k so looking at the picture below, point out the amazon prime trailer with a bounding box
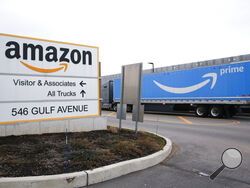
[101,54,250,118]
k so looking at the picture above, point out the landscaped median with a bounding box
[0,127,172,188]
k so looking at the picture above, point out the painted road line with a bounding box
[231,120,241,125]
[106,112,116,117]
[178,116,193,124]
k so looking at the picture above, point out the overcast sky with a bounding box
[1,0,250,76]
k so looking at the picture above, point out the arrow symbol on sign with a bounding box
[80,90,86,98]
[80,81,86,87]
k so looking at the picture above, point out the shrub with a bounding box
[71,138,91,149]
[113,141,143,158]
[136,137,161,153]
[108,126,119,134]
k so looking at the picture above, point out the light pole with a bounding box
[148,62,154,73]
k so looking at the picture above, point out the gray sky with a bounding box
[1,0,250,76]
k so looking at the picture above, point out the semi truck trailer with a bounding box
[101,54,250,118]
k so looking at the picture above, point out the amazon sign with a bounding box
[0,33,99,124]
[0,33,98,77]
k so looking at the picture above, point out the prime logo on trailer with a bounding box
[0,33,99,124]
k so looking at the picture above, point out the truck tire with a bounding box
[229,106,237,117]
[113,104,117,112]
[210,105,223,118]
[195,105,208,117]
[224,105,237,118]
[127,105,133,112]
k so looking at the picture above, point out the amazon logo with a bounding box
[5,41,92,73]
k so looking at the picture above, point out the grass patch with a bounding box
[71,138,91,149]
[113,141,143,158]
[141,131,166,148]
[0,126,166,177]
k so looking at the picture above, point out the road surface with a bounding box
[87,111,250,188]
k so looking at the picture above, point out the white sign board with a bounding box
[123,63,142,105]
[0,33,100,124]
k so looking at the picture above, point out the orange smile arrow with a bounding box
[20,61,68,73]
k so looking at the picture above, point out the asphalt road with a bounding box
[87,111,250,188]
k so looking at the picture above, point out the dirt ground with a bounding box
[0,126,165,177]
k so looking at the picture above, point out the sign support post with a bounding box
[99,62,102,116]
[117,63,143,134]
[135,63,143,134]
[119,66,125,131]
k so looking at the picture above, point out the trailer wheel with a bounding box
[229,106,237,117]
[113,104,117,112]
[195,106,208,117]
[127,105,133,112]
[210,105,223,118]
[224,105,237,118]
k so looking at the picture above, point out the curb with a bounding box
[0,135,172,188]
[0,171,88,188]
[86,136,172,185]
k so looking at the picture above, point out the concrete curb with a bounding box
[86,136,172,185]
[0,171,88,188]
[0,134,172,188]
